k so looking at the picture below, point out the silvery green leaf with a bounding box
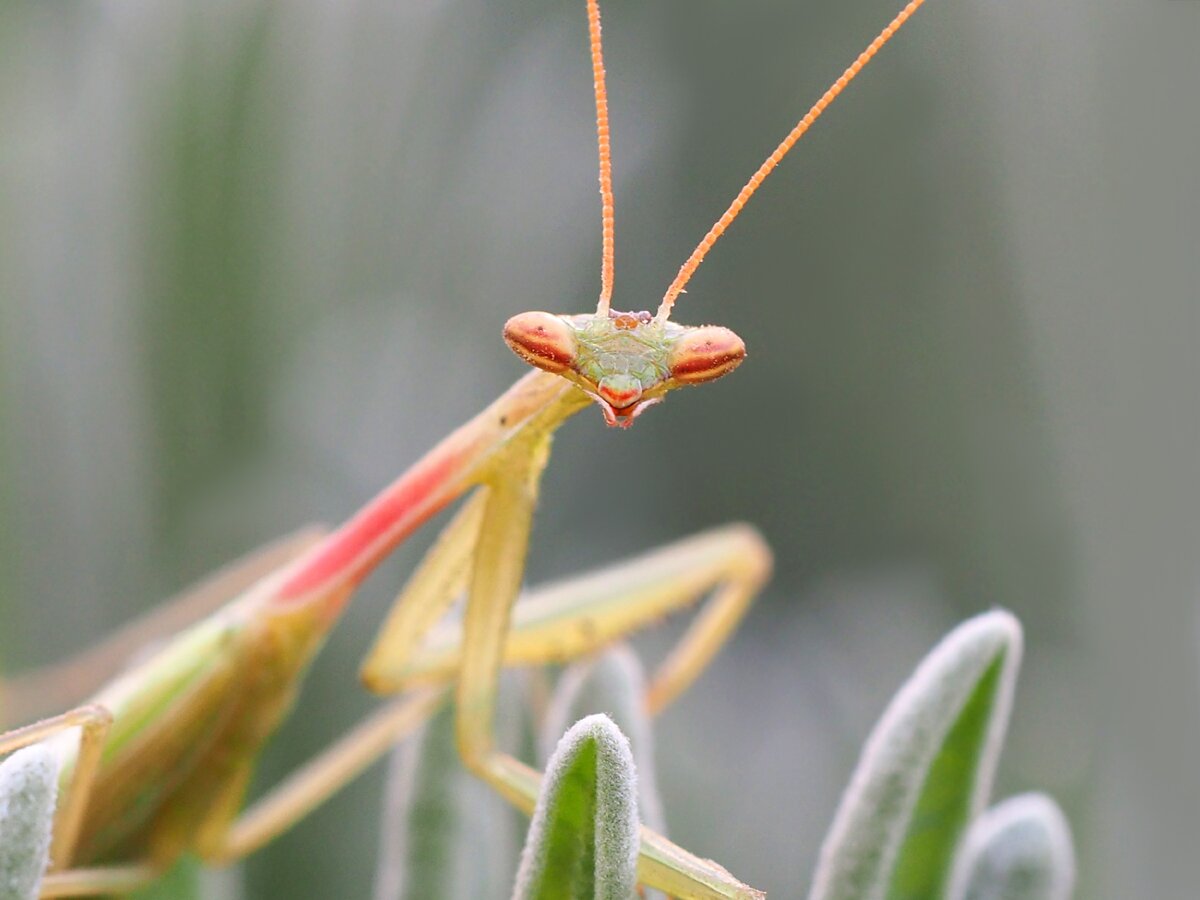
[0,744,60,900]
[513,714,639,900]
[808,610,1022,900]
[539,646,665,834]
[949,793,1075,900]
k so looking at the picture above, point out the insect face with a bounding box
[504,0,927,428]
[504,310,745,427]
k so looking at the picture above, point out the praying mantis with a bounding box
[0,0,931,896]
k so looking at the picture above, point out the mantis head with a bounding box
[503,0,924,427]
[504,309,745,427]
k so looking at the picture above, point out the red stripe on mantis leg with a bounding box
[270,372,579,615]
[273,446,471,607]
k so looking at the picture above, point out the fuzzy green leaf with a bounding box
[513,714,639,900]
[808,610,1022,900]
[949,794,1075,900]
[540,646,665,834]
[0,744,60,900]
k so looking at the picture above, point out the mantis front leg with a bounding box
[361,431,769,899]
[457,476,767,900]
[455,429,550,811]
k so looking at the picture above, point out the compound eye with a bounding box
[668,326,746,385]
[503,312,577,375]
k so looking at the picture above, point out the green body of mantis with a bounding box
[0,0,931,896]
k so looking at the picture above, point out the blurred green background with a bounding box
[1,0,1196,897]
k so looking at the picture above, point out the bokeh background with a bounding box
[1,0,1197,897]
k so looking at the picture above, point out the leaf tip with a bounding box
[513,714,639,900]
[0,743,62,900]
[951,792,1076,900]
[808,610,1027,900]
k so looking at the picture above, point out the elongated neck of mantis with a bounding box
[269,371,588,618]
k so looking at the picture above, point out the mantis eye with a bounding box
[504,312,578,375]
[668,326,746,385]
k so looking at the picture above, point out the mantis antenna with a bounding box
[510,0,929,424]
[655,0,929,320]
[587,0,616,314]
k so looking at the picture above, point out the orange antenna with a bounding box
[587,0,617,314]
[657,0,927,320]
